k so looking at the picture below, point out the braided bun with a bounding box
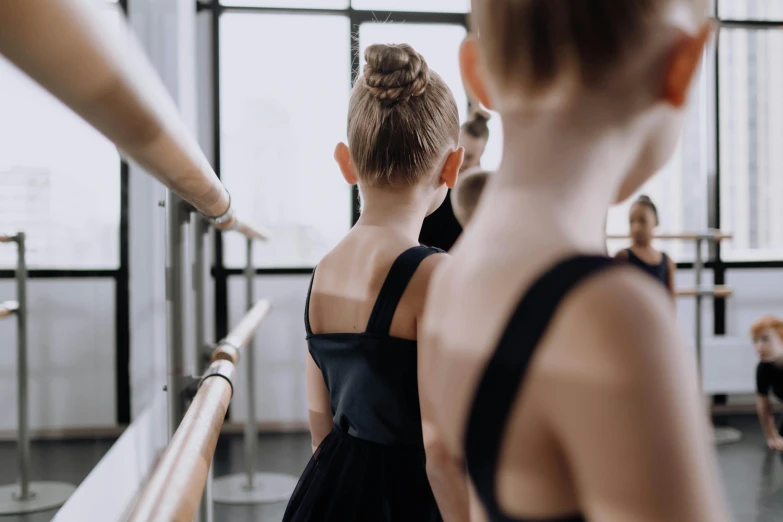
[363,44,430,104]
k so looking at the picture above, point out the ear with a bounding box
[661,20,715,108]
[334,142,358,185]
[460,36,493,111]
[440,147,464,189]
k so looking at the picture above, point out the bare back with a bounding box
[421,199,729,522]
[309,229,443,340]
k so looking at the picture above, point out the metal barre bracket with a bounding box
[199,360,235,398]
[207,192,235,227]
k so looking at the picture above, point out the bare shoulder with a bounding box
[540,266,687,387]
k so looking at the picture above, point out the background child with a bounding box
[615,195,676,295]
[751,315,783,451]
[450,167,490,227]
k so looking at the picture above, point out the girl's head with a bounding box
[460,111,490,172]
[462,0,712,203]
[335,43,463,216]
[629,195,658,246]
[750,316,783,362]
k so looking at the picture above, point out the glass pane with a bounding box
[352,0,469,13]
[719,29,783,261]
[719,0,783,21]
[220,13,351,268]
[606,55,711,262]
[359,23,468,126]
[221,0,348,8]
[0,4,122,269]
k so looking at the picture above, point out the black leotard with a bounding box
[465,256,617,522]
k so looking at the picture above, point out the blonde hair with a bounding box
[452,168,491,227]
[348,44,460,187]
[470,0,706,98]
[750,315,783,342]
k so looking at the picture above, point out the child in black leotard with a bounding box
[282,43,463,522]
[615,195,676,295]
[751,315,783,451]
[421,1,729,521]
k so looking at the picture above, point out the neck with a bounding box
[483,109,642,252]
[354,184,430,242]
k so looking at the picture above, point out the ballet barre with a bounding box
[606,230,733,241]
[127,299,272,522]
[0,301,19,319]
[0,0,231,221]
[676,286,733,298]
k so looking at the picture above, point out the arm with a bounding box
[755,395,783,450]
[543,271,730,522]
[306,351,332,453]
[417,257,470,522]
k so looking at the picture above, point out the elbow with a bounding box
[424,438,457,477]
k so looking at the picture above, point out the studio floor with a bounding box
[0,415,782,521]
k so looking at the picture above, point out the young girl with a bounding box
[615,195,676,294]
[420,1,730,521]
[419,109,491,251]
[451,167,490,227]
[282,43,463,522]
[751,315,783,451]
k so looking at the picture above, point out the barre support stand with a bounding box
[0,233,76,515]
[213,238,298,505]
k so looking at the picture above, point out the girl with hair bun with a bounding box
[614,194,676,295]
[282,43,463,522]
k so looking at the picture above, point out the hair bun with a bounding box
[363,43,430,104]
[636,194,652,203]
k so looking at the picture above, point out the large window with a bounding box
[0,3,122,270]
[719,0,783,20]
[719,28,783,261]
[219,12,352,269]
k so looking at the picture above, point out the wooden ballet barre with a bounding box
[607,230,733,241]
[0,301,19,318]
[126,299,271,522]
[211,300,272,365]
[676,286,733,298]
[0,0,231,222]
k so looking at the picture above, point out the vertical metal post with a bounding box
[165,192,191,438]
[0,233,76,514]
[193,216,213,522]
[15,233,30,501]
[694,237,703,376]
[244,238,258,488]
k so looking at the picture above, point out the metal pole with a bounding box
[694,237,703,376]
[165,192,191,438]
[15,233,30,501]
[244,238,258,488]
[212,237,297,505]
[0,233,76,515]
[193,216,213,522]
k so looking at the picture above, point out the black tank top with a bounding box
[305,245,443,445]
[465,256,617,522]
[625,248,669,288]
